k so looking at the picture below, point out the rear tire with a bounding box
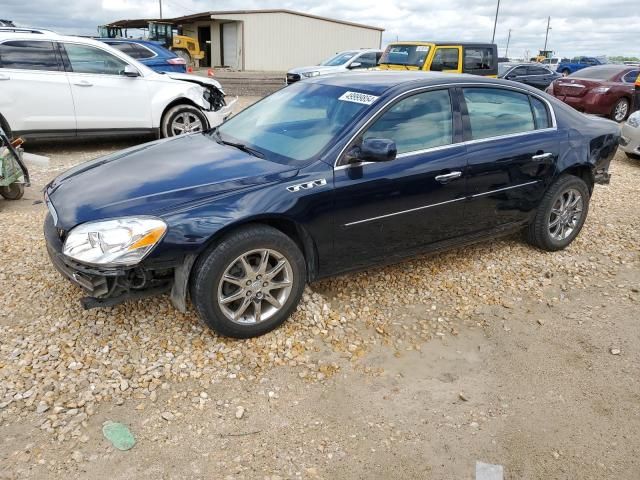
[611,98,630,122]
[190,225,307,338]
[160,104,208,138]
[525,175,590,251]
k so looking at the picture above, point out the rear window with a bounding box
[0,40,61,71]
[464,47,495,72]
[128,44,156,59]
[570,66,622,80]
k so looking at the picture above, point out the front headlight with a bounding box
[592,86,610,94]
[627,111,640,128]
[302,71,320,78]
[63,217,167,266]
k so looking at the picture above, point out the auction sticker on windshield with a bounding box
[339,91,379,105]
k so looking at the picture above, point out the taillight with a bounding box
[167,58,187,65]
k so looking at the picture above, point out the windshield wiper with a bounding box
[212,130,265,159]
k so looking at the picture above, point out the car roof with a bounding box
[98,38,163,47]
[388,41,494,47]
[0,30,118,48]
[305,71,534,95]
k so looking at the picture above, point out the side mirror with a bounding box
[348,61,362,69]
[123,65,140,77]
[349,138,397,163]
[506,74,516,80]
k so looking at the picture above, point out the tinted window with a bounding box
[364,89,453,154]
[129,44,155,59]
[531,97,550,129]
[0,41,61,71]
[355,52,377,68]
[463,88,534,140]
[569,66,623,80]
[623,70,640,83]
[431,47,459,71]
[527,66,550,75]
[64,43,129,75]
[106,42,136,57]
[321,51,357,67]
[464,47,494,71]
[511,66,528,76]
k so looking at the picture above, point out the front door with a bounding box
[331,88,468,272]
[460,86,559,231]
[60,42,151,131]
[0,40,76,134]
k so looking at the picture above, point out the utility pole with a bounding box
[543,16,551,52]
[159,0,163,19]
[505,29,512,57]
[491,0,501,43]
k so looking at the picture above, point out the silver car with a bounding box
[620,110,640,158]
[285,49,382,85]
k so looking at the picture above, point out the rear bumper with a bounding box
[557,93,615,116]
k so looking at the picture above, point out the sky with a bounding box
[4,0,639,59]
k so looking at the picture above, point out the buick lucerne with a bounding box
[44,72,620,338]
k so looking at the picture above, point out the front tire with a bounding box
[160,104,208,138]
[611,98,630,122]
[190,225,307,338]
[525,175,590,251]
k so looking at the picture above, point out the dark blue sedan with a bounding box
[44,72,619,338]
[98,38,187,73]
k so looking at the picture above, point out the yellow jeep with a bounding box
[378,42,498,77]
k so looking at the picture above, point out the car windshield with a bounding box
[379,44,430,67]
[216,83,375,163]
[570,66,623,80]
[498,63,515,76]
[320,51,357,66]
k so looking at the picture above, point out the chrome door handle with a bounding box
[73,81,93,87]
[532,152,553,161]
[435,171,462,183]
[0,74,9,81]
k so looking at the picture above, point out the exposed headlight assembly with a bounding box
[627,111,640,128]
[63,217,167,266]
[302,71,320,78]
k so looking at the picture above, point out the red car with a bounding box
[546,65,640,122]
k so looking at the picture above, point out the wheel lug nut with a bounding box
[263,282,268,287]
[246,291,251,296]
[246,280,252,286]
[257,275,262,280]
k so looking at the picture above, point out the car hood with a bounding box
[46,134,298,229]
[163,72,225,93]
[288,65,344,75]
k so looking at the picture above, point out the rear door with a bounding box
[525,65,555,90]
[60,42,151,131]
[0,40,75,134]
[331,88,468,270]
[460,86,559,231]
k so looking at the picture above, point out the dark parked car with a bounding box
[499,62,561,90]
[44,72,619,338]
[98,38,187,73]
[546,65,640,122]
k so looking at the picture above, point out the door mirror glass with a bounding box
[353,138,397,162]
[348,61,362,69]
[123,65,140,77]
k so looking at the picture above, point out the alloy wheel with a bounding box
[613,100,629,122]
[171,112,204,135]
[548,188,584,241]
[217,249,294,325]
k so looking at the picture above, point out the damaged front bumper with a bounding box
[44,214,185,310]
[203,97,237,128]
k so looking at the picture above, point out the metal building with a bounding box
[110,9,384,71]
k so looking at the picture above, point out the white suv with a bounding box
[0,28,234,139]
[285,49,383,85]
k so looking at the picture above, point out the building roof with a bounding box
[108,9,384,32]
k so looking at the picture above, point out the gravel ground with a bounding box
[0,115,639,478]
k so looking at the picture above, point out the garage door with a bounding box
[222,22,237,69]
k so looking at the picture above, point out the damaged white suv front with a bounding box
[0,29,235,139]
